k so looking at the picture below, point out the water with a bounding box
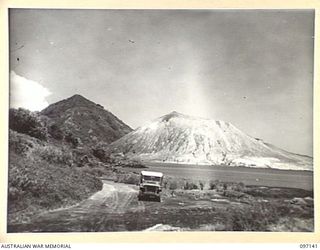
[142,162,313,190]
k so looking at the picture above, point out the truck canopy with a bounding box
[141,171,163,178]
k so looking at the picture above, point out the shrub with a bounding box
[9,130,37,155]
[229,202,278,231]
[48,124,64,140]
[234,182,246,192]
[64,131,80,147]
[7,152,103,225]
[209,180,218,190]
[163,179,168,189]
[168,180,178,190]
[209,180,246,191]
[92,148,107,161]
[9,108,48,141]
[83,167,105,177]
[122,160,147,168]
[199,181,204,190]
[37,145,73,166]
[92,143,110,162]
[115,173,139,185]
[184,181,198,190]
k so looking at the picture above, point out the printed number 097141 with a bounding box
[300,244,318,248]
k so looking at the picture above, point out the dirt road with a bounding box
[8,180,228,232]
[8,180,314,232]
[83,181,144,213]
[8,181,146,232]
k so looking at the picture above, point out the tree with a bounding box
[9,108,48,141]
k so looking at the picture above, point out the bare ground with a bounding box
[7,180,314,232]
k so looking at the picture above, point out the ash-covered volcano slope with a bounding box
[107,111,312,170]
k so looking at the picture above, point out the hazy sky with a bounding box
[9,9,314,156]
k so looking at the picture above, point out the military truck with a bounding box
[138,171,163,202]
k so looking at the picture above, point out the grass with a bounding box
[243,186,313,199]
[8,130,103,225]
[160,176,314,231]
[114,172,140,185]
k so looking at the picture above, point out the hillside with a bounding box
[7,94,134,225]
[8,129,103,225]
[41,94,132,146]
[8,95,137,225]
[108,111,312,171]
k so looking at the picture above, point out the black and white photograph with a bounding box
[7,9,314,233]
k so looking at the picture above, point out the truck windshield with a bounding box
[143,176,161,182]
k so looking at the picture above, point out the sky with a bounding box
[9,9,314,156]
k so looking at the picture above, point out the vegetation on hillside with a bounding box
[9,108,48,141]
[8,130,103,224]
[7,104,139,225]
[40,94,132,145]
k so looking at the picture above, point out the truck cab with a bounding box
[138,171,163,202]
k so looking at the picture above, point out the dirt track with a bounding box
[8,181,149,232]
[7,180,314,232]
[8,180,223,232]
[85,182,144,213]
